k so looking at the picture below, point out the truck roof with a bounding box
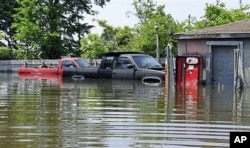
[60,57,82,60]
[103,51,144,57]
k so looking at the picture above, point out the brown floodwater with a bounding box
[0,73,250,147]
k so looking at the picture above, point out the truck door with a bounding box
[97,56,113,79]
[112,57,135,79]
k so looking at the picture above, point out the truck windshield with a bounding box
[132,55,162,68]
[75,59,90,67]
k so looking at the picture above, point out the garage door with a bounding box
[212,46,236,86]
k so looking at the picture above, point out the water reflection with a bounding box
[0,73,250,147]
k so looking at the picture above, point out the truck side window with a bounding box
[103,56,114,69]
[62,60,75,67]
[115,57,131,69]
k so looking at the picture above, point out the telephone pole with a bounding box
[155,22,160,63]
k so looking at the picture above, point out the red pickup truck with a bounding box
[18,57,90,77]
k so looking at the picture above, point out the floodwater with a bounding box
[0,73,250,148]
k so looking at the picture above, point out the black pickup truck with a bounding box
[62,51,165,85]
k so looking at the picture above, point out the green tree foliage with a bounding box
[0,0,17,48]
[98,20,118,52]
[97,20,135,52]
[206,3,249,27]
[80,20,135,59]
[2,0,250,60]
[12,0,110,59]
[0,33,13,59]
[86,0,177,58]
[80,34,108,59]
[0,47,13,60]
[0,33,12,59]
[12,0,41,59]
[193,2,250,29]
[131,0,177,57]
[115,26,135,50]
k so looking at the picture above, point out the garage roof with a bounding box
[174,19,250,39]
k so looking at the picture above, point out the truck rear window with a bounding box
[75,59,90,67]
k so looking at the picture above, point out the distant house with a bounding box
[173,19,250,87]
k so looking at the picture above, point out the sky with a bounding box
[87,0,247,34]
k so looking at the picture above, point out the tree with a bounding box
[98,20,118,52]
[0,47,13,60]
[195,2,250,29]
[80,20,135,59]
[115,26,135,50]
[0,0,18,49]
[174,2,250,41]
[131,0,177,57]
[12,0,110,59]
[80,34,108,59]
[0,33,13,59]
[97,20,136,52]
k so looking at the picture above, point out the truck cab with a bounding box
[58,58,90,77]
[97,51,165,84]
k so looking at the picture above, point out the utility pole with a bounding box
[155,22,160,63]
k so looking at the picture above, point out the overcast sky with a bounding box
[87,0,247,34]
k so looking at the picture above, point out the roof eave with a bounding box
[173,33,250,40]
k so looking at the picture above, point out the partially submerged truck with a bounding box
[18,51,165,85]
